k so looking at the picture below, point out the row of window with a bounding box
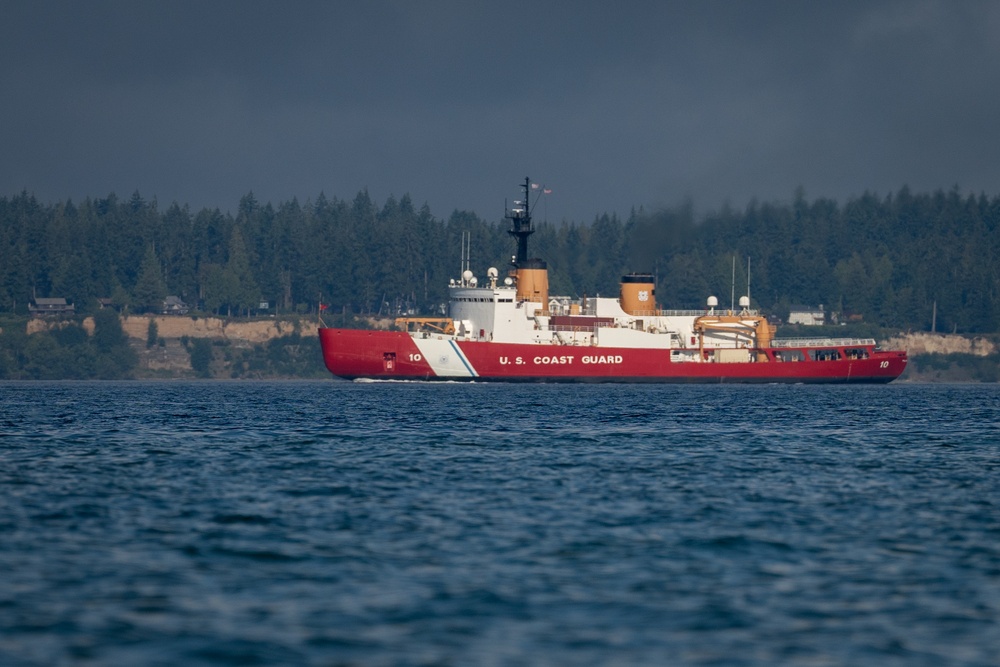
[453,297,514,303]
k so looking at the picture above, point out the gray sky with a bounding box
[3,1,1000,222]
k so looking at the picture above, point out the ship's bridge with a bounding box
[448,284,528,340]
[447,266,528,340]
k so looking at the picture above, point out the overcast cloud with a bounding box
[3,0,1000,222]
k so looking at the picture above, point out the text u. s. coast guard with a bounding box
[498,355,624,365]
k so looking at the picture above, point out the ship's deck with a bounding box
[771,337,877,348]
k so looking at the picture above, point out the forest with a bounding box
[1,184,999,334]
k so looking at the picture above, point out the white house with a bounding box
[788,304,825,326]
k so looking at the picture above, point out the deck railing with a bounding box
[771,337,876,348]
[622,309,717,317]
[549,325,599,333]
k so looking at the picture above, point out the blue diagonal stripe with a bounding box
[448,340,478,377]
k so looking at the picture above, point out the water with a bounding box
[1,381,998,666]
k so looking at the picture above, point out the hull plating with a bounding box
[319,329,907,384]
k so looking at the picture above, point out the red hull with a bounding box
[319,328,907,383]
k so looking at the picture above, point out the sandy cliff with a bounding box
[119,315,319,342]
[25,315,319,342]
[882,332,995,356]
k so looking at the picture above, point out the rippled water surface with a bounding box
[1,381,999,666]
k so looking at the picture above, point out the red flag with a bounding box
[319,303,328,311]
[543,188,552,195]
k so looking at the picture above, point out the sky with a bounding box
[3,0,1000,223]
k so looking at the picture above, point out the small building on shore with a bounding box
[29,297,75,317]
[788,304,825,326]
[162,296,189,315]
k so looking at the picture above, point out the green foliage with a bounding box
[146,319,158,348]
[224,334,326,379]
[93,308,128,352]
[0,314,136,379]
[910,353,1000,382]
[91,310,137,377]
[186,338,214,377]
[223,226,258,316]
[2,185,1000,332]
[52,322,89,347]
[133,245,167,313]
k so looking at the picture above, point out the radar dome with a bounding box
[462,270,473,282]
[739,296,750,308]
[707,296,718,307]
[487,267,499,278]
[504,277,513,286]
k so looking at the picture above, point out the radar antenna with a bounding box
[506,177,533,266]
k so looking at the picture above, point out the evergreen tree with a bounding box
[3,184,1000,334]
[133,245,166,313]
[188,338,214,377]
[92,307,129,352]
[224,226,258,316]
[90,308,137,378]
[146,319,158,348]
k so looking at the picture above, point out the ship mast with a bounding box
[507,177,533,266]
[505,176,549,312]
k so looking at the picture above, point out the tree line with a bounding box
[1,184,999,332]
[0,309,136,379]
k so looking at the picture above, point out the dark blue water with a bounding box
[1,381,998,666]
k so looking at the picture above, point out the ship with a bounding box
[319,178,907,383]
